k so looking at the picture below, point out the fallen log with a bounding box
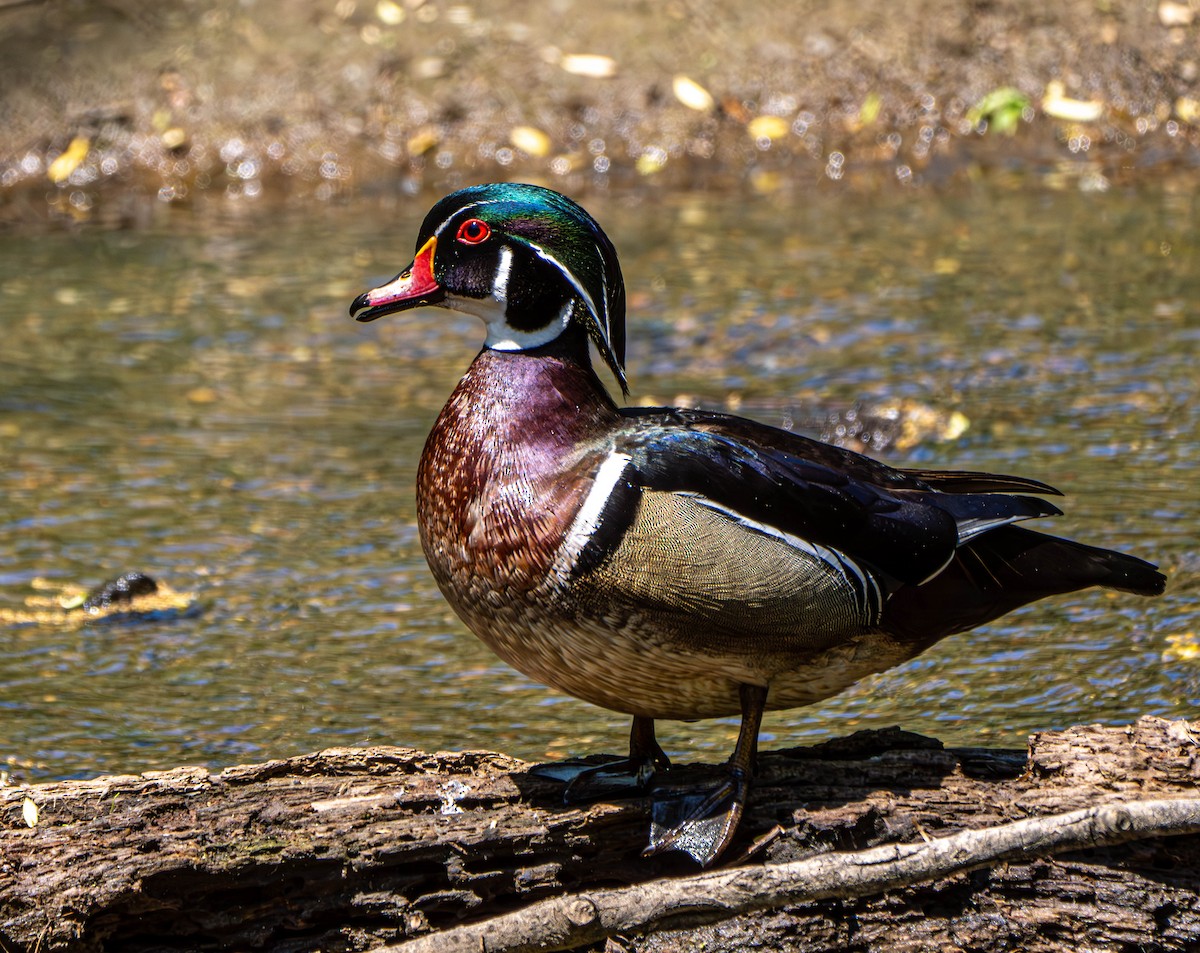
[3,716,1199,952]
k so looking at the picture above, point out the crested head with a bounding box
[350,183,628,394]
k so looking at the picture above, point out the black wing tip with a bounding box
[1061,538,1167,597]
[1116,560,1168,597]
[904,467,1066,497]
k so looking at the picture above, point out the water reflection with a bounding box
[1,179,1197,781]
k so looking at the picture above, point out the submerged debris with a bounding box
[0,573,198,627]
[81,571,160,612]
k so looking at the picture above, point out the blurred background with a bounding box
[2,0,1199,211]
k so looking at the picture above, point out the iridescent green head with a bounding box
[350,183,628,394]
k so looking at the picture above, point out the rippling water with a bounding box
[2,176,1197,782]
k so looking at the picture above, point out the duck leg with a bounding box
[529,715,671,800]
[644,682,767,866]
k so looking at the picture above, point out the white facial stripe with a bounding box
[527,242,605,334]
[595,239,611,340]
[432,197,509,240]
[556,451,632,568]
[685,494,884,622]
[492,244,514,300]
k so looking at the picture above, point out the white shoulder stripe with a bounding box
[555,451,631,569]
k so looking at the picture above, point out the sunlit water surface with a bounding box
[2,178,1197,782]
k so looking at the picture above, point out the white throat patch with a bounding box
[447,243,573,352]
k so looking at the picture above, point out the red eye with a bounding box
[456,218,491,244]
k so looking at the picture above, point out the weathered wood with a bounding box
[2,716,1199,952]
[392,800,1200,953]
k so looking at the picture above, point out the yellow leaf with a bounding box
[375,0,405,25]
[510,125,551,157]
[747,115,790,141]
[47,136,90,184]
[860,92,882,126]
[1176,97,1200,124]
[750,170,782,193]
[559,53,617,78]
[1042,81,1103,123]
[186,386,218,405]
[406,127,439,156]
[673,75,714,112]
[944,411,970,441]
[22,797,38,828]
[636,147,668,175]
[1164,633,1200,662]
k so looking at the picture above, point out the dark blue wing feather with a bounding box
[616,407,1062,586]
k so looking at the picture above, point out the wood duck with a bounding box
[350,183,1166,866]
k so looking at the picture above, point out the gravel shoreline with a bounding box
[2,0,1198,222]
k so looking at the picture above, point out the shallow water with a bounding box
[1,177,1197,782]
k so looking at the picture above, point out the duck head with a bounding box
[350,183,628,394]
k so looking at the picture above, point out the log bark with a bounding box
[3,716,1200,953]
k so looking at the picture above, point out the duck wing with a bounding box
[611,407,1062,587]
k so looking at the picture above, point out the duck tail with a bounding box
[883,525,1165,645]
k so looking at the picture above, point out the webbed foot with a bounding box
[641,682,768,867]
[644,765,750,865]
[529,715,670,802]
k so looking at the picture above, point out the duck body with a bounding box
[418,341,911,720]
[352,182,1166,863]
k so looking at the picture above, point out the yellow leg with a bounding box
[530,715,671,800]
[644,683,768,866]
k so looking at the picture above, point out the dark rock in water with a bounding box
[82,572,159,611]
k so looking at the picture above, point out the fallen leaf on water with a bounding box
[636,147,668,175]
[406,127,439,156]
[1163,633,1200,662]
[673,75,714,112]
[750,170,782,193]
[859,91,882,126]
[747,115,790,141]
[510,125,551,157]
[823,400,969,452]
[1042,81,1104,123]
[1176,97,1199,124]
[186,387,218,404]
[559,53,617,78]
[967,87,1029,135]
[1158,0,1194,26]
[375,0,405,24]
[48,136,90,183]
